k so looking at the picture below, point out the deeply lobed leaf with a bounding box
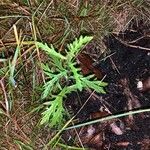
[67,35,93,61]
[36,42,66,60]
[39,35,107,128]
[40,96,65,127]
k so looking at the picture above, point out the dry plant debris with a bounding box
[0,0,150,149]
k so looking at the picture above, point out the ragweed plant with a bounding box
[36,36,107,127]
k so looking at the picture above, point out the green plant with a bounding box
[36,36,107,128]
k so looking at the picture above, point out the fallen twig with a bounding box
[114,35,150,51]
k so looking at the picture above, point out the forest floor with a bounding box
[0,1,150,150]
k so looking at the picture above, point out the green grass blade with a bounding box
[65,108,150,130]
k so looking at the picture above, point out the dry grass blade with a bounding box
[0,0,150,149]
[0,79,10,116]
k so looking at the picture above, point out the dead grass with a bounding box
[0,0,150,149]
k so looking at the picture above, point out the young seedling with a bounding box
[36,36,107,128]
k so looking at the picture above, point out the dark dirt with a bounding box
[63,22,150,150]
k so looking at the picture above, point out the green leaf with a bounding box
[41,63,51,73]
[69,63,83,91]
[40,88,67,127]
[81,77,107,94]
[51,56,64,71]
[67,35,93,61]
[36,42,66,60]
[42,71,67,99]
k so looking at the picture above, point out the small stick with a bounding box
[114,35,150,51]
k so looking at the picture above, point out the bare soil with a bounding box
[63,21,150,150]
